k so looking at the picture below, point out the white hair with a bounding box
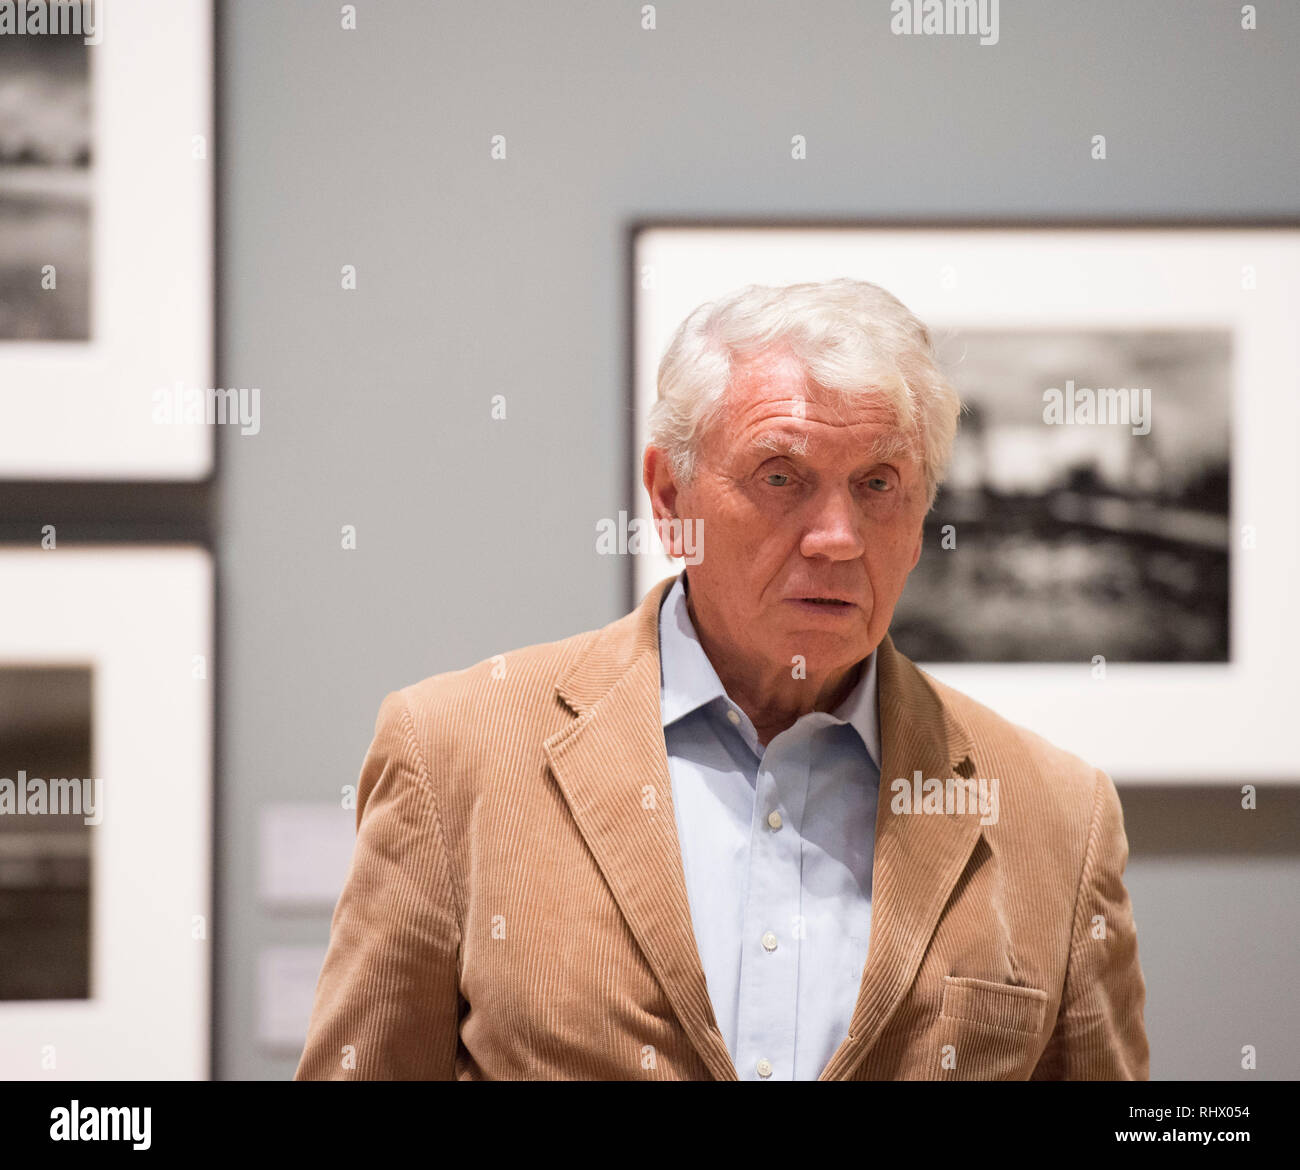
[647,278,962,508]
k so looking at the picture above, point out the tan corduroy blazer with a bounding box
[295,574,1148,1081]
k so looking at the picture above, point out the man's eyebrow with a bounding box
[747,428,913,464]
[749,430,811,457]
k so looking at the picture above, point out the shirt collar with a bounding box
[657,572,881,768]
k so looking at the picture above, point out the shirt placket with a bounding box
[733,725,813,1081]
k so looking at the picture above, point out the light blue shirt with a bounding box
[657,572,881,1081]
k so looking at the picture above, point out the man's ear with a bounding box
[643,445,679,523]
[910,525,923,571]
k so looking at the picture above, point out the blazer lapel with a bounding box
[819,633,983,1081]
[542,575,738,1081]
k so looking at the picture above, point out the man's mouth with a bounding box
[791,596,856,607]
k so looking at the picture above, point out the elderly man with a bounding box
[296,278,1148,1081]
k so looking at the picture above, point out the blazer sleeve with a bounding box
[1031,768,1149,1080]
[294,689,463,1080]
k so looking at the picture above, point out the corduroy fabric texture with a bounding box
[295,574,1148,1081]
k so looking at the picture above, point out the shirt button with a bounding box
[726,709,740,725]
[756,1058,773,1078]
[761,931,778,951]
[767,810,783,830]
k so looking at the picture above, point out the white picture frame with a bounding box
[0,0,213,479]
[632,223,1300,782]
[0,546,212,1078]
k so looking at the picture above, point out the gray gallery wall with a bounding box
[215,0,1300,1080]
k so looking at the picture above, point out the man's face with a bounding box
[653,350,929,680]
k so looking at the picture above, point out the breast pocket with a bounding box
[940,975,1048,1035]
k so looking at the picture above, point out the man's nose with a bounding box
[799,488,865,560]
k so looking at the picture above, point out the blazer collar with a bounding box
[657,571,882,769]
[544,573,982,1081]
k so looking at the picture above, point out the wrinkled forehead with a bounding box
[713,357,915,465]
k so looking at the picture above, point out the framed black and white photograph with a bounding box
[0,0,212,479]
[631,223,1300,781]
[0,665,93,1003]
[897,325,1230,665]
[0,14,91,341]
[0,547,212,1079]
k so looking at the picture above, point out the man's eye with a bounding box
[866,476,892,492]
[765,472,791,487]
